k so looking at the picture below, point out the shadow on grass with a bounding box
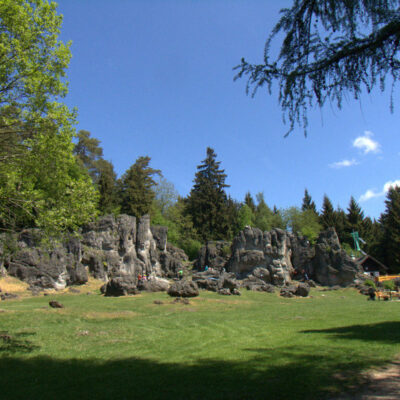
[0,331,39,354]
[302,321,400,344]
[0,346,389,400]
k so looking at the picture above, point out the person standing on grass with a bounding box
[178,270,183,280]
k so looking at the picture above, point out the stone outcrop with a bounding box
[167,280,199,298]
[194,241,231,271]
[311,228,363,286]
[223,226,362,287]
[227,227,293,285]
[2,215,187,290]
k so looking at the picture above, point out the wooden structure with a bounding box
[358,255,389,276]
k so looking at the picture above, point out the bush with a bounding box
[221,244,231,258]
[382,280,395,291]
[364,279,376,290]
[180,239,202,261]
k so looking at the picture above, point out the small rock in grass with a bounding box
[77,330,89,336]
[68,287,80,294]
[49,300,64,309]
[153,300,164,305]
[172,297,190,305]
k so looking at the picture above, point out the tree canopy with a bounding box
[0,0,98,236]
[235,0,400,135]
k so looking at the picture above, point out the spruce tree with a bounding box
[302,189,317,213]
[244,192,256,213]
[185,147,230,241]
[74,130,104,181]
[320,195,336,229]
[119,156,161,218]
[97,159,119,215]
[381,187,400,272]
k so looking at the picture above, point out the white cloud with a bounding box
[329,159,358,169]
[359,179,400,202]
[353,130,381,154]
[383,180,400,192]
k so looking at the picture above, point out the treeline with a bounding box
[0,1,399,271]
[71,132,400,271]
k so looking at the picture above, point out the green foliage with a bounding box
[382,280,395,291]
[364,280,376,290]
[221,244,231,258]
[0,0,98,236]
[283,207,322,243]
[73,130,103,181]
[237,204,255,231]
[254,192,274,232]
[119,156,161,218]
[185,147,231,241]
[152,177,179,215]
[381,187,400,272]
[97,159,119,215]
[302,189,317,213]
[235,0,400,135]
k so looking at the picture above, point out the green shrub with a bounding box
[383,280,395,291]
[181,239,202,261]
[221,244,231,258]
[364,279,376,289]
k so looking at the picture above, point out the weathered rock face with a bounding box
[312,228,362,286]
[225,226,362,287]
[167,280,199,298]
[5,232,86,290]
[227,227,293,285]
[2,215,187,290]
[194,241,231,271]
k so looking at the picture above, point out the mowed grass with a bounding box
[0,286,399,400]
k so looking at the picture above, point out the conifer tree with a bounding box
[381,187,400,272]
[185,147,230,241]
[73,130,103,181]
[320,195,336,229]
[244,192,256,213]
[97,159,119,215]
[119,156,161,218]
[254,192,274,232]
[302,189,317,213]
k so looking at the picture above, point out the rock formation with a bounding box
[227,227,293,285]
[1,215,187,290]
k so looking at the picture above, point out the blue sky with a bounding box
[56,0,399,219]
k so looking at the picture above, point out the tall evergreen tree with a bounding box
[97,159,118,215]
[119,156,161,218]
[185,147,230,241]
[320,195,336,229]
[302,189,317,213]
[381,187,400,272]
[244,192,256,213]
[254,192,274,232]
[73,130,103,181]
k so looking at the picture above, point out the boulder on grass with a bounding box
[104,276,139,297]
[167,280,199,298]
[218,288,232,296]
[139,277,170,292]
[295,282,310,297]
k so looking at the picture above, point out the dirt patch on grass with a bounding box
[0,276,29,293]
[332,357,400,399]
[83,311,140,320]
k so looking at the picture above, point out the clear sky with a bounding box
[56,0,399,219]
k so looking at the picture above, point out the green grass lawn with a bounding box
[0,287,399,400]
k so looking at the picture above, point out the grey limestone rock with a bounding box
[167,280,199,298]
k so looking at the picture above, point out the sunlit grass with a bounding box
[0,287,399,399]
